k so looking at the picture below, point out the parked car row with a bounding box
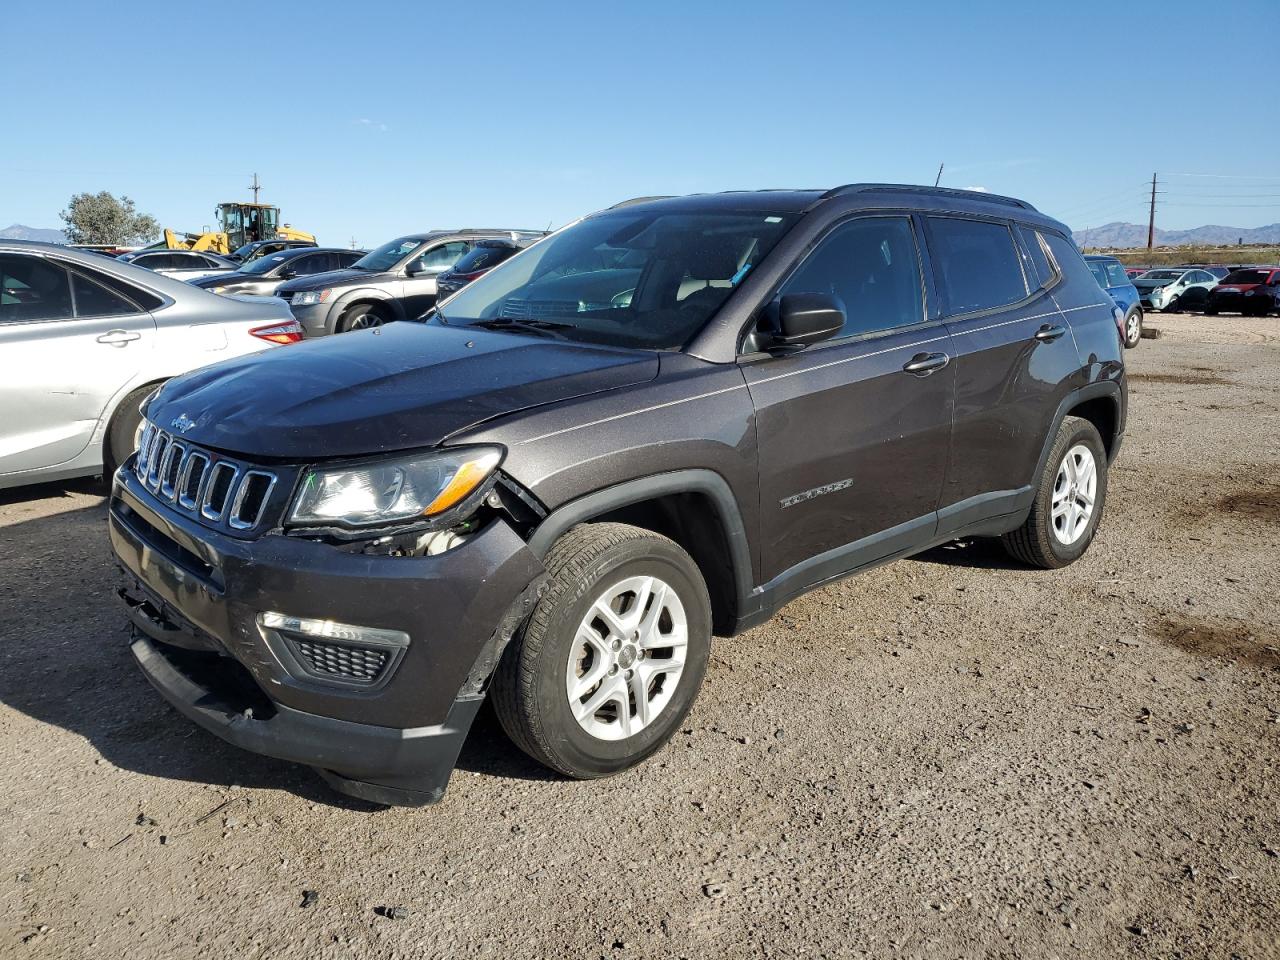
[0,240,302,490]
[1083,256,1279,343]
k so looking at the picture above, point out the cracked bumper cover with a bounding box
[109,465,545,806]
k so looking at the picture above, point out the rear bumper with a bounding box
[109,464,545,804]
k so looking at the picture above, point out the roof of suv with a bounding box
[600,184,1065,233]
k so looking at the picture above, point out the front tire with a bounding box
[337,303,388,333]
[491,523,712,779]
[104,383,157,478]
[1002,416,1108,569]
[1123,309,1142,348]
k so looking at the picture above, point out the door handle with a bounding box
[902,352,950,376]
[1034,323,1067,343]
[96,329,142,347]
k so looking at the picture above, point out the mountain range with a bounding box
[1072,221,1280,249]
[0,223,66,243]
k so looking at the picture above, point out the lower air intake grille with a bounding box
[292,639,391,684]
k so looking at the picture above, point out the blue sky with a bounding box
[4,0,1278,245]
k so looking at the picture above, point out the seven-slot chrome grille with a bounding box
[133,421,278,532]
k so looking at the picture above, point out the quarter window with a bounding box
[927,217,1028,315]
[0,254,74,323]
[778,216,924,338]
[1017,225,1055,289]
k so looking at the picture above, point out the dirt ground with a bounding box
[2,315,1278,959]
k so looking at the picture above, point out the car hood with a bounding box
[145,322,660,459]
[1134,279,1175,289]
[276,267,391,293]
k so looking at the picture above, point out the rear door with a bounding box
[0,253,156,475]
[744,214,954,586]
[928,217,1084,534]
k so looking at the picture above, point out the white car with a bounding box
[116,249,239,281]
[0,241,303,490]
[1132,268,1218,313]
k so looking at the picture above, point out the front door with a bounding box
[0,253,155,476]
[743,215,954,588]
[402,240,469,317]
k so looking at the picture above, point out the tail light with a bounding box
[250,320,304,345]
[454,269,489,282]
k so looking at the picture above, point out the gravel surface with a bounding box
[2,314,1278,959]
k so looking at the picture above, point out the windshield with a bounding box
[353,237,424,272]
[231,241,260,260]
[433,210,798,350]
[1222,269,1270,285]
[1140,270,1183,280]
[238,253,293,276]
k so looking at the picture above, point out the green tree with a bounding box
[59,192,160,245]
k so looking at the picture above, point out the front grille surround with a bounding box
[132,421,290,536]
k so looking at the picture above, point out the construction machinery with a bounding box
[148,177,316,254]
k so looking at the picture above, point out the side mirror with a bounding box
[766,293,845,351]
[279,268,297,280]
[406,262,436,278]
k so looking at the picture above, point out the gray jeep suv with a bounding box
[110,185,1125,807]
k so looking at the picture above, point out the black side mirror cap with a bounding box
[279,269,297,280]
[765,293,845,351]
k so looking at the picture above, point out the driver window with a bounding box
[778,217,925,339]
[413,242,468,274]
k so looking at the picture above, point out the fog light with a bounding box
[258,612,409,688]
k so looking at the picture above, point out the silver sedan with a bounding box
[0,241,301,490]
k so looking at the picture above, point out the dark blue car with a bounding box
[1084,255,1142,349]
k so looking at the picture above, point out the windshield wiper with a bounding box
[469,318,573,340]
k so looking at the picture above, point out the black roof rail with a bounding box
[607,195,674,210]
[820,183,1036,212]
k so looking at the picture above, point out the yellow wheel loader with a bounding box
[152,203,315,256]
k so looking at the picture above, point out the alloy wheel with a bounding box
[565,575,688,741]
[1051,444,1097,545]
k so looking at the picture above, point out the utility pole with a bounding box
[934,163,944,187]
[248,173,262,204]
[1146,173,1157,253]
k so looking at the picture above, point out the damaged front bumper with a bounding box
[109,464,545,806]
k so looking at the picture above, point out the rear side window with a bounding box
[926,217,1027,315]
[1104,262,1129,287]
[0,254,73,323]
[71,271,142,317]
[778,216,924,339]
[1017,225,1055,289]
[338,251,364,267]
[1086,261,1108,288]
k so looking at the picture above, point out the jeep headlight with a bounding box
[292,289,331,307]
[288,447,502,529]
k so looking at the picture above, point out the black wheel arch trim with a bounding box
[329,289,403,330]
[525,469,755,618]
[1034,380,1124,483]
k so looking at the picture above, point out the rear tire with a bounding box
[104,384,157,478]
[338,303,388,333]
[1123,309,1142,348]
[1002,416,1108,569]
[491,523,712,780]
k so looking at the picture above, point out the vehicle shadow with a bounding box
[0,498,540,810]
[0,475,106,506]
[909,537,1026,571]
